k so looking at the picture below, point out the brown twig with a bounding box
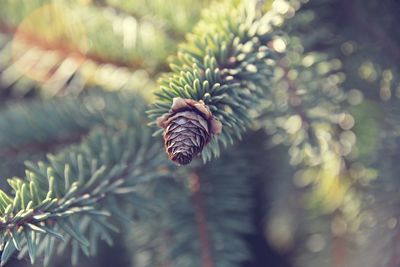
[388,218,400,267]
[332,234,346,267]
[189,173,214,267]
[282,65,312,128]
[277,61,314,140]
[0,21,144,70]
[330,213,347,267]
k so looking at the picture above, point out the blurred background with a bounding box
[1,0,400,266]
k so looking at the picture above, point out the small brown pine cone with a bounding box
[156,97,222,165]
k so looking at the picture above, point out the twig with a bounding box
[330,213,347,267]
[0,21,144,70]
[189,173,214,267]
[332,234,346,267]
[281,64,312,128]
[277,61,315,143]
[388,218,400,267]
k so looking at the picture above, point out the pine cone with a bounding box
[156,97,222,165]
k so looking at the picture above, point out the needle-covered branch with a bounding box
[0,93,171,266]
[148,0,281,162]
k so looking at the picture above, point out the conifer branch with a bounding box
[0,92,172,266]
[148,0,280,162]
[0,91,138,154]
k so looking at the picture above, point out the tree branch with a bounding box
[282,65,312,128]
[277,61,315,141]
[388,217,400,267]
[189,173,214,267]
[0,21,144,70]
[332,235,346,267]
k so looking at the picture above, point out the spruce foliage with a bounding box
[0,0,399,267]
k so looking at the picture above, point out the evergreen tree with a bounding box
[0,0,399,266]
